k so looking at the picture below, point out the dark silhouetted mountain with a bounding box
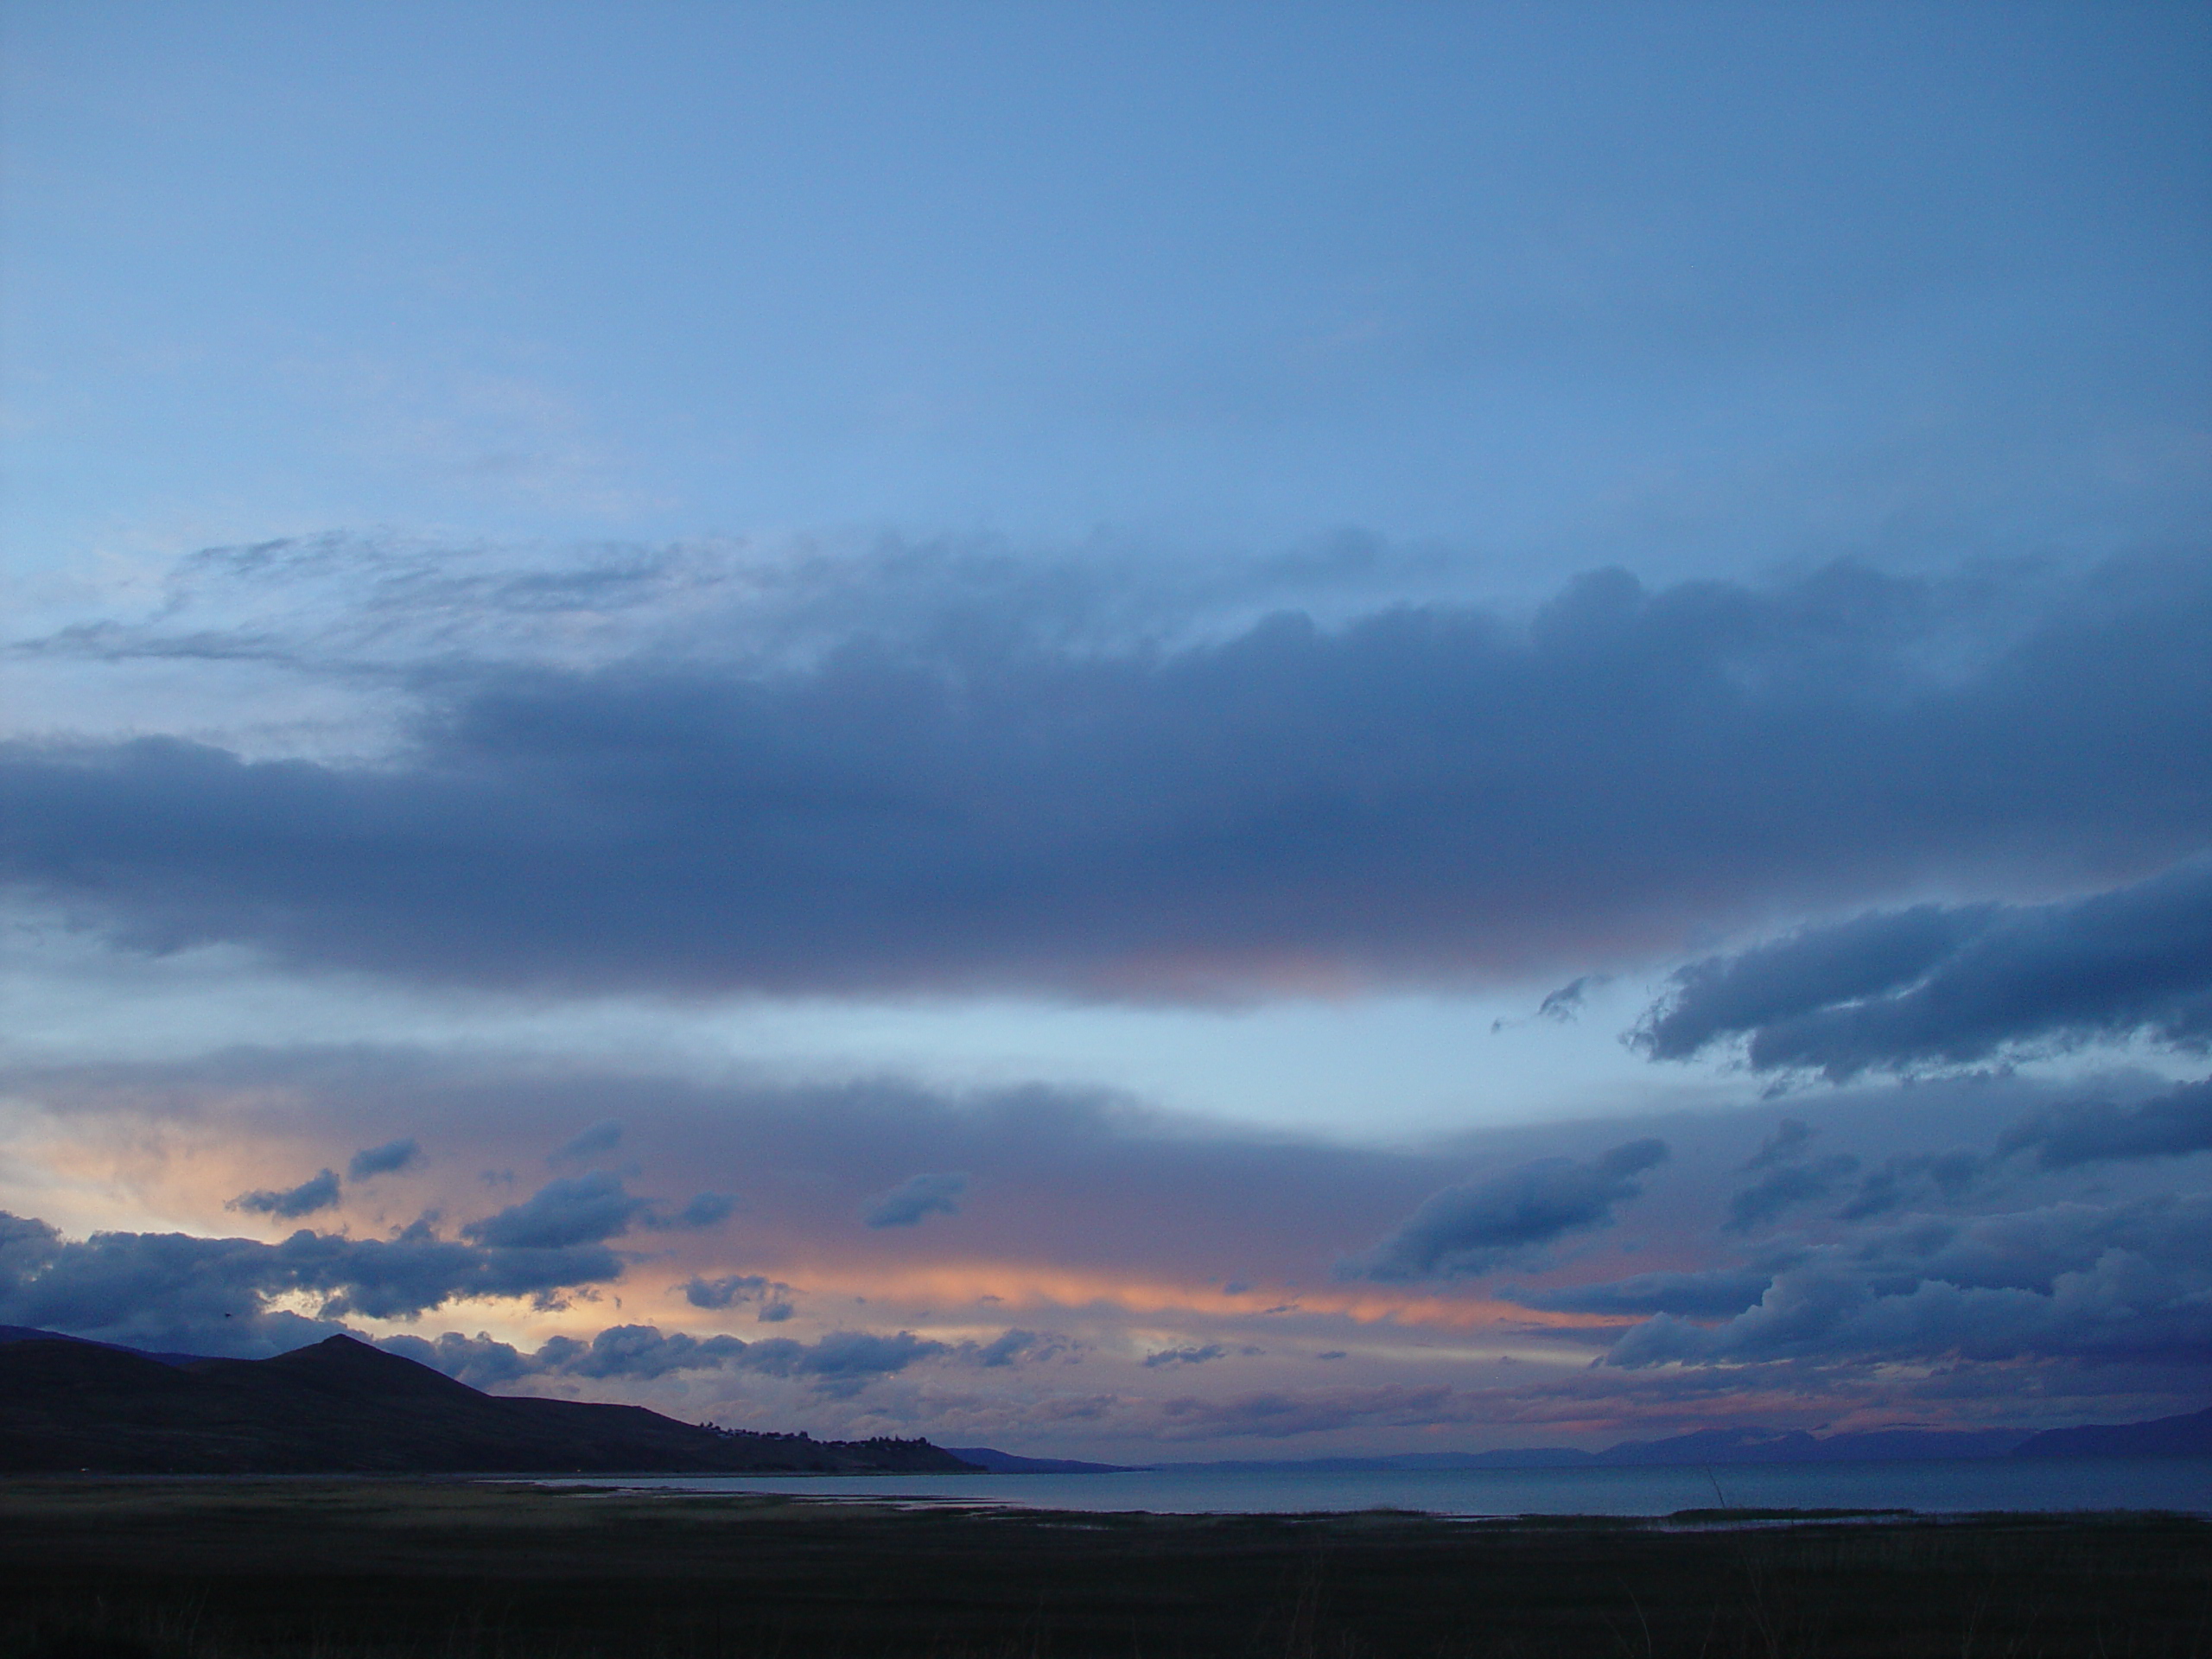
[2012,1407,2212,1459]
[941,1446,1133,1473]
[0,1334,979,1475]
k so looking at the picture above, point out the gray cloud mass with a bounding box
[1638,858,2212,1078]
[460,1173,647,1250]
[1340,1140,1669,1281]
[5,556,2206,999]
[378,1322,950,1390]
[1607,1193,2212,1370]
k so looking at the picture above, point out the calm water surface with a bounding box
[550,1459,2212,1517]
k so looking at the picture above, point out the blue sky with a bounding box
[3,2,2209,1459]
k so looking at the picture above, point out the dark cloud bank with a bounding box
[6,555,2207,997]
[1640,857,2212,1078]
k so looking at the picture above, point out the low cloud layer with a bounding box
[1638,859,2212,1079]
[381,1322,952,1393]
[1339,1140,1669,1281]
[7,556,2207,999]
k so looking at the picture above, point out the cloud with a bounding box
[1143,1344,1229,1368]
[863,1173,967,1230]
[680,1273,795,1323]
[1719,1117,1867,1232]
[374,1330,542,1389]
[961,1328,1071,1368]
[7,555,2208,999]
[680,1273,771,1309]
[11,1038,2209,1432]
[1997,1077,2212,1169]
[1338,1139,1669,1281]
[1537,976,1606,1022]
[346,1138,423,1180]
[0,1209,628,1356]
[461,1173,647,1249]
[1834,1151,1981,1220]
[1510,1268,1774,1319]
[1607,1250,2212,1370]
[226,1169,342,1220]
[536,1324,753,1381]
[1605,1193,2212,1370]
[1725,1155,1860,1233]
[1746,1120,1816,1170]
[738,1329,947,1385]
[657,1192,738,1230]
[381,1322,948,1389]
[0,1043,1482,1302]
[550,1121,623,1164]
[1637,858,2212,1079]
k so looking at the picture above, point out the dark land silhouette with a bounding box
[0,1333,975,1474]
[0,1479,2206,1658]
[4,1323,2206,1476]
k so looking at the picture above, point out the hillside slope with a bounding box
[0,1334,978,1474]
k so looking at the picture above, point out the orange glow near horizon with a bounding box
[719,1257,1627,1335]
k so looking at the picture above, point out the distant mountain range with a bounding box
[0,1331,977,1475]
[957,1414,2212,1475]
[3,1325,2204,1474]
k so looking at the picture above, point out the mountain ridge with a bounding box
[0,1333,977,1475]
[959,1413,2212,1474]
[7,1327,2204,1473]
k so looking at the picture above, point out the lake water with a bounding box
[550,1458,2212,1517]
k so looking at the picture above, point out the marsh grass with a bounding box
[0,1482,2204,1658]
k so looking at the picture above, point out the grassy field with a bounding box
[0,1478,2205,1657]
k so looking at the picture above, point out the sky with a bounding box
[2,1,2209,1461]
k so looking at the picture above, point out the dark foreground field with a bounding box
[0,1480,2204,1659]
